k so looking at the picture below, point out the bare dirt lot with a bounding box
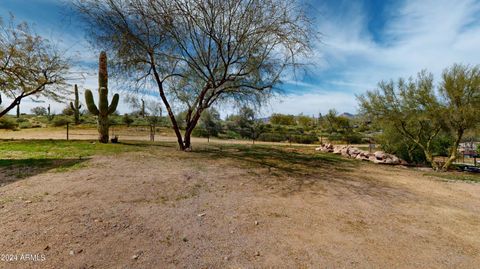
[0,142,479,268]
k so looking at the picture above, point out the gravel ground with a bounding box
[0,145,479,268]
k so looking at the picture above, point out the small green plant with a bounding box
[52,117,71,127]
[70,84,82,124]
[18,121,32,129]
[123,113,134,127]
[0,117,18,130]
[85,51,120,143]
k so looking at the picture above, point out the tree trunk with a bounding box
[0,98,22,118]
[168,112,185,151]
[16,103,20,118]
[97,116,109,143]
[442,129,464,171]
[423,149,438,171]
[407,145,415,164]
[150,54,185,150]
[183,111,202,151]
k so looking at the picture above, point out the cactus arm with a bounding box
[70,101,75,111]
[85,89,100,115]
[108,93,119,114]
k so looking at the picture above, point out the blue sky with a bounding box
[1,0,480,116]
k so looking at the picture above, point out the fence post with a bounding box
[150,124,155,142]
[66,122,69,141]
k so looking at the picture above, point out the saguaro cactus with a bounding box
[70,84,82,124]
[85,51,119,143]
[141,98,145,118]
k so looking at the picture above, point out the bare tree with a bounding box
[0,16,70,117]
[74,0,314,150]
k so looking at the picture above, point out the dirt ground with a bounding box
[0,143,479,268]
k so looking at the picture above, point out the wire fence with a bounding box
[66,123,159,142]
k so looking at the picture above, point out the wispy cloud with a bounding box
[271,0,480,114]
[2,0,480,116]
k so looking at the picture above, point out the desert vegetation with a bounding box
[358,64,480,170]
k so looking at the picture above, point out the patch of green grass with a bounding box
[53,161,89,173]
[423,172,480,183]
[0,140,150,185]
[0,158,87,180]
[0,139,145,159]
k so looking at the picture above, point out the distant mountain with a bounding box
[339,112,356,119]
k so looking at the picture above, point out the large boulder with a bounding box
[348,147,361,158]
[355,153,370,161]
[315,144,406,165]
[374,151,386,160]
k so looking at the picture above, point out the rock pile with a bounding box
[315,143,406,165]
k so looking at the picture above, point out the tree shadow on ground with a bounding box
[193,144,357,177]
[117,141,175,149]
[191,144,418,200]
[0,158,89,187]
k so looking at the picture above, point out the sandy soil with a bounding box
[0,144,479,268]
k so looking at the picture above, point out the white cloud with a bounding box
[308,0,480,98]
[6,0,480,117]
[260,91,358,116]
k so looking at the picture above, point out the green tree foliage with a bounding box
[359,64,480,170]
[297,114,314,128]
[193,108,222,138]
[270,114,296,125]
[75,0,314,150]
[0,16,70,118]
[358,71,443,169]
[439,64,480,169]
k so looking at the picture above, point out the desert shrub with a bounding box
[52,117,71,127]
[219,130,242,139]
[16,117,28,123]
[18,121,32,129]
[31,106,47,116]
[62,106,74,116]
[289,134,318,144]
[0,117,18,130]
[344,132,363,144]
[258,132,286,142]
[192,126,209,137]
[327,133,343,142]
[30,122,42,128]
[123,114,134,127]
[376,127,426,164]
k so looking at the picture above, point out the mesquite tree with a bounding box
[439,64,480,170]
[75,0,314,150]
[0,17,69,117]
[358,71,444,170]
[358,65,480,171]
